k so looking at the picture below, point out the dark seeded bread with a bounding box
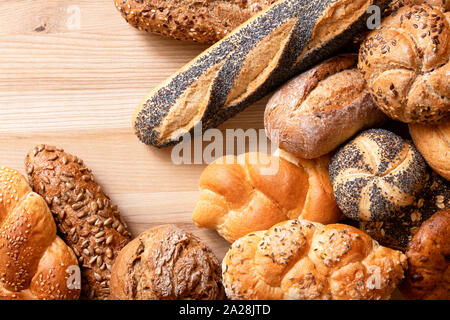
[25,145,132,300]
[114,0,278,44]
[133,0,391,148]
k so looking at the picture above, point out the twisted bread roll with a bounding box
[330,129,427,221]
[192,151,342,243]
[358,4,450,123]
[222,219,407,300]
[0,167,80,300]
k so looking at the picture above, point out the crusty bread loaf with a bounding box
[409,119,450,180]
[329,129,427,221]
[0,167,80,300]
[192,151,343,243]
[25,145,132,300]
[110,225,225,300]
[361,170,450,250]
[133,0,390,147]
[222,219,407,300]
[114,0,277,44]
[265,54,387,159]
[401,209,449,300]
[358,4,450,123]
[388,0,450,12]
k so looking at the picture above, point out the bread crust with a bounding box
[0,167,80,300]
[25,145,132,300]
[409,119,450,180]
[110,225,225,300]
[358,4,450,123]
[265,54,387,159]
[114,0,277,44]
[192,151,342,243]
[222,219,407,300]
[400,209,449,299]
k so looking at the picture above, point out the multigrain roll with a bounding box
[0,167,80,300]
[400,209,449,300]
[222,219,407,300]
[114,0,277,44]
[388,0,450,12]
[193,151,342,243]
[329,129,427,221]
[110,225,225,300]
[25,145,132,300]
[358,4,450,123]
[409,119,450,180]
[361,170,450,250]
[264,54,387,159]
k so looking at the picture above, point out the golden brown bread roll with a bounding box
[361,170,450,250]
[330,129,428,222]
[0,166,80,300]
[222,219,407,300]
[388,0,450,12]
[110,225,225,300]
[114,0,277,44]
[25,145,132,300]
[358,4,450,123]
[265,54,387,159]
[409,119,450,180]
[400,209,449,300]
[192,151,342,243]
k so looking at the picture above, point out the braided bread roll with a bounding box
[192,151,342,243]
[222,219,407,300]
[0,167,80,300]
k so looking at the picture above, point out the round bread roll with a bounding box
[409,119,450,180]
[264,54,387,159]
[388,0,450,12]
[110,225,225,300]
[400,209,449,300]
[329,129,427,221]
[222,219,407,300]
[358,4,450,123]
[361,170,450,250]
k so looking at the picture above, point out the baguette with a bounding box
[133,0,391,148]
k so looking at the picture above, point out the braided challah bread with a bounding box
[192,151,342,243]
[222,219,407,300]
[358,4,450,123]
[0,167,80,300]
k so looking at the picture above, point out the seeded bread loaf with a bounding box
[133,0,390,148]
[114,0,277,44]
[222,219,407,300]
[265,54,387,159]
[388,0,450,12]
[110,225,225,300]
[0,167,80,300]
[25,145,132,300]
[329,129,427,222]
[409,119,450,180]
[400,209,449,300]
[358,4,450,123]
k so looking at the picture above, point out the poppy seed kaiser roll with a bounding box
[329,129,427,222]
[133,0,391,148]
[358,4,450,123]
[110,225,225,300]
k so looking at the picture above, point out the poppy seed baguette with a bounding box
[133,0,391,148]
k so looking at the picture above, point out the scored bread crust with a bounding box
[192,151,343,243]
[222,219,407,300]
[329,129,427,222]
[110,225,225,300]
[409,119,450,180]
[358,4,450,123]
[265,54,387,159]
[400,209,450,300]
[0,167,80,300]
[133,0,391,148]
[114,0,277,44]
[25,145,132,300]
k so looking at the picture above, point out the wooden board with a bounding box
[0,0,274,260]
